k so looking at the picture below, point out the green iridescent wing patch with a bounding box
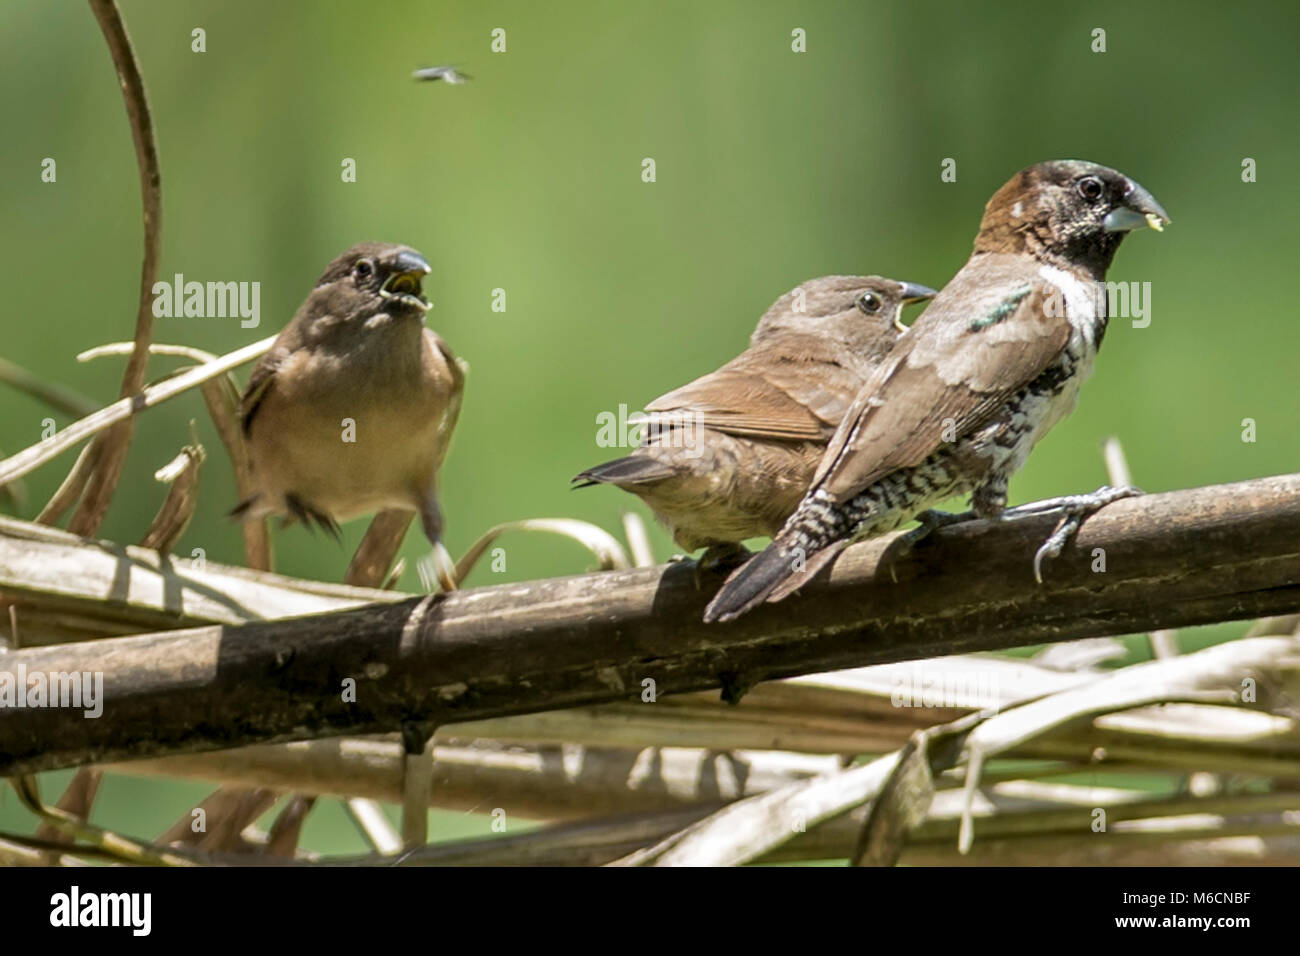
[969,284,1033,332]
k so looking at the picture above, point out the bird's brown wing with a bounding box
[744,349,869,436]
[645,369,827,441]
[238,348,286,436]
[813,280,1071,500]
[239,310,320,436]
[644,335,863,443]
[423,328,466,472]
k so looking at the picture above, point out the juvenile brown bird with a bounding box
[573,275,936,567]
[705,160,1168,622]
[232,242,464,560]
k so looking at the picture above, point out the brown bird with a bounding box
[705,160,1168,622]
[573,275,936,568]
[232,242,464,568]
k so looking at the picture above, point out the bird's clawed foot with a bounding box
[416,541,460,593]
[884,509,977,582]
[896,509,978,554]
[693,543,752,590]
[1003,485,1143,583]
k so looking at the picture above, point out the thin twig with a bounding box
[347,511,414,588]
[137,437,204,553]
[401,740,434,849]
[345,798,403,854]
[82,343,271,570]
[33,768,104,857]
[0,357,98,419]
[0,336,274,488]
[35,444,97,525]
[70,0,165,535]
[11,776,196,866]
[1103,436,1179,660]
[453,518,631,584]
[264,795,316,857]
[622,512,656,568]
[0,447,27,514]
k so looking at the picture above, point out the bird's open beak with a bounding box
[1104,180,1171,233]
[380,251,433,311]
[899,281,939,304]
[893,282,937,332]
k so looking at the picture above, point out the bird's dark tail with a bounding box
[704,535,849,622]
[704,492,853,622]
[572,454,675,489]
[283,493,341,540]
[703,540,804,622]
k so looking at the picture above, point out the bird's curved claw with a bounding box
[883,509,977,583]
[416,542,459,593]
[1028,485,1143,583]
[897,509,976,554]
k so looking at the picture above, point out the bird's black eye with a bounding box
[1077,176,1104,202]
[354,259,374,279]
[856,292,882,314]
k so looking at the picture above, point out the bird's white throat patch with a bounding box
[1037,264,1103,338]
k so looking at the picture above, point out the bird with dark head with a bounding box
[574,275,935,571]
[232,242,465,580]
[704,160,1169,622]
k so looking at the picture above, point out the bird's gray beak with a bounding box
[1104,180,1171,233]
[891,282,937,332]
[391,250,431,277]
[899,281,939,304]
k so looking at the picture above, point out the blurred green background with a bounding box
[1,0,1297,856]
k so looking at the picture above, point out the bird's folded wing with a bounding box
[813,281,1071,499]
[644,368,831,442]
[238,349,286,436]
[424,328,465,455]
[750,354,865,435]
[238,312,314,436]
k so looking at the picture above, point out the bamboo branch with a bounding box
[1,474,1299,776]
[103,714,1298,819]
[625,635,1296,866]
[0,512,400,645]
[388,783,1300,867]
[109,740,844,819]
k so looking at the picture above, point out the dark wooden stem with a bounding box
[2,474,1299,776]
